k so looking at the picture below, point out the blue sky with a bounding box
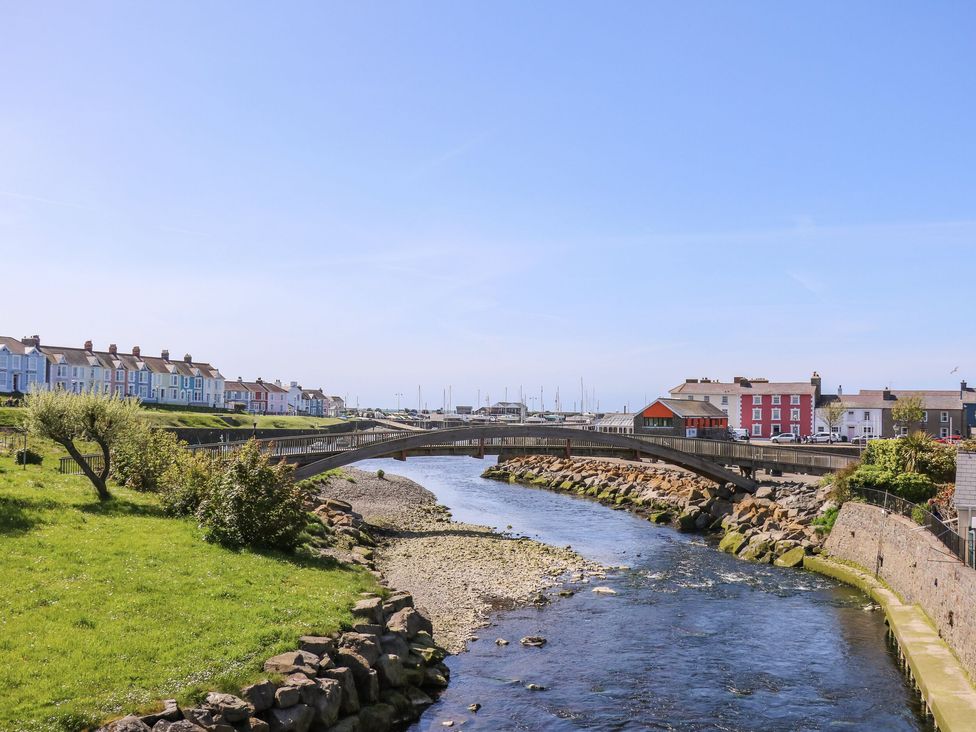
[2,2,974,410]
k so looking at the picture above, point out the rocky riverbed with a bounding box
[482,455,835,567]
[309,468,603,653]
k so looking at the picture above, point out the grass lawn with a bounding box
[0,441,378,732]
[0,406,343,431]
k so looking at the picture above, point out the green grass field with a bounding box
[0,406,343,431]
[0,440,377,732]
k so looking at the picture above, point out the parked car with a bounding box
[805,431,841,444]
[770,432,799,444]
[728,428,750,442]
[850,434,884,445]
[936,435,964,445]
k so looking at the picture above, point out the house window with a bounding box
[104,371,109,381]
[791,395,800,405]
[863,426,874,435]
[922,411,928,421]
[940,426,950,438]
[703,395,710,402]
[752,395,762,405]
[722,408,728,415]
[771,408,781,420]
[752,408,761,420]
[752,424,762,436]
[863,411,870,421]
[771,395,781,405]
[941,411,949,423]
[721,396,728,405]
[0,354,7,369]
[116,369,124,381]
[791,423,800,435]
[848,411,854,417]
[0,373,6,387]
[771,424,781,435]
[791,408,800,421]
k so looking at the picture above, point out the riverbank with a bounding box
[483,454,832,565]
[309,468,604,653]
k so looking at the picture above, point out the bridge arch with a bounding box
[292,425,756,490]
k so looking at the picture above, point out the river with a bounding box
[355,456,930,732]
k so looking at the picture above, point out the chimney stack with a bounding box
[20,335,40,347]
[84,340,93,351]
[109,344,117,355]
[962,380,968,398]
[837,385,843,397]
[256,377,263,384]
[883,388,893,400]
[184,353,192,363]
[132,346,141,358]
[161,349,170,360]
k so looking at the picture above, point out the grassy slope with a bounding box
[0,441,377,732]
[0,407,342,430]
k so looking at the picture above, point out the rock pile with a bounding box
[483,455,833,566]
[97,591,448,732]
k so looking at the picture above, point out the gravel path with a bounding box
[313,468,602,653]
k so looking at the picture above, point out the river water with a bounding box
[355,457,930,732]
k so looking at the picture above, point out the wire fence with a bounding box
[849,485,969,566]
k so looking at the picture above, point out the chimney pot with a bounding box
[184,353,192,363]
[84,340,93,351]
[109,344,117,355]
[838,385,843,397]
[132,346,141,357]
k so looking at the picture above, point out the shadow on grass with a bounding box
[78,497,168,519]
[0,494,42,535]
[249,545,360,573]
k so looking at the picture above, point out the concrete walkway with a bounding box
[806,555,976,732]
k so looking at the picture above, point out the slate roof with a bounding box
[0,336,42,356]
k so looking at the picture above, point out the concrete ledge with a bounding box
[805,555,976,732]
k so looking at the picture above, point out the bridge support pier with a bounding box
[565,439,572,459]
[394,450,407,462]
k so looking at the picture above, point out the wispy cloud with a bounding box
[405,129,496,180]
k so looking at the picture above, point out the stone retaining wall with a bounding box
[825,502,976,680]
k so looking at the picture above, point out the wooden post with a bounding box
[565,439,572,459]
[477,438,485,459]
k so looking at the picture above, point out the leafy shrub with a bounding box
[111,421,185,492]
[159,450,221,517]
[812,506,839,534]
[14,448,42,466]
[376,469,385,479]
[911,505,928,525]
[889,471,937,503]
[196,440,308,551]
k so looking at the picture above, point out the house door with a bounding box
[12,374,19,392]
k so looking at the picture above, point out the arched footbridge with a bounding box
[184,426,857,491]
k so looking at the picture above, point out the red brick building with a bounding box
[738,375,820,439]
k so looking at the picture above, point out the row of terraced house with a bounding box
[0,335,344,417]
[669,372,976,440]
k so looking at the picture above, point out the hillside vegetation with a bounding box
[0,439,376,732]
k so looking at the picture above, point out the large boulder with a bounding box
[718,531,748,555]
[335,649,379,704]
[265,704,314,732]
[151,722,206,732]
[375,654,407,688]
[382,592,414,616]
[311,678,343,728]
[351,596,384,625]
[774,546,807,568]
[677,509,701,532]
[241,681,277,713]
[298,636,337,659]
[357,704,396,732]
[338,633,381,667]
[385,608,433,640]
[320,666,360,715]
[103,716,151,732]
[264,651,320,677]
[204,692,253,723]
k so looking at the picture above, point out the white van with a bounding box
[729,428,750,442]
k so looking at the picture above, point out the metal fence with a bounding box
[58,453,105,476]
[849,485,968,566]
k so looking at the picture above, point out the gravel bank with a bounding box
[313,468,602,653]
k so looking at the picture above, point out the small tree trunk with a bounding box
[62,439,111,501]
[95,437,112,484]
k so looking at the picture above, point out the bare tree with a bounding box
[816,400,846,437]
